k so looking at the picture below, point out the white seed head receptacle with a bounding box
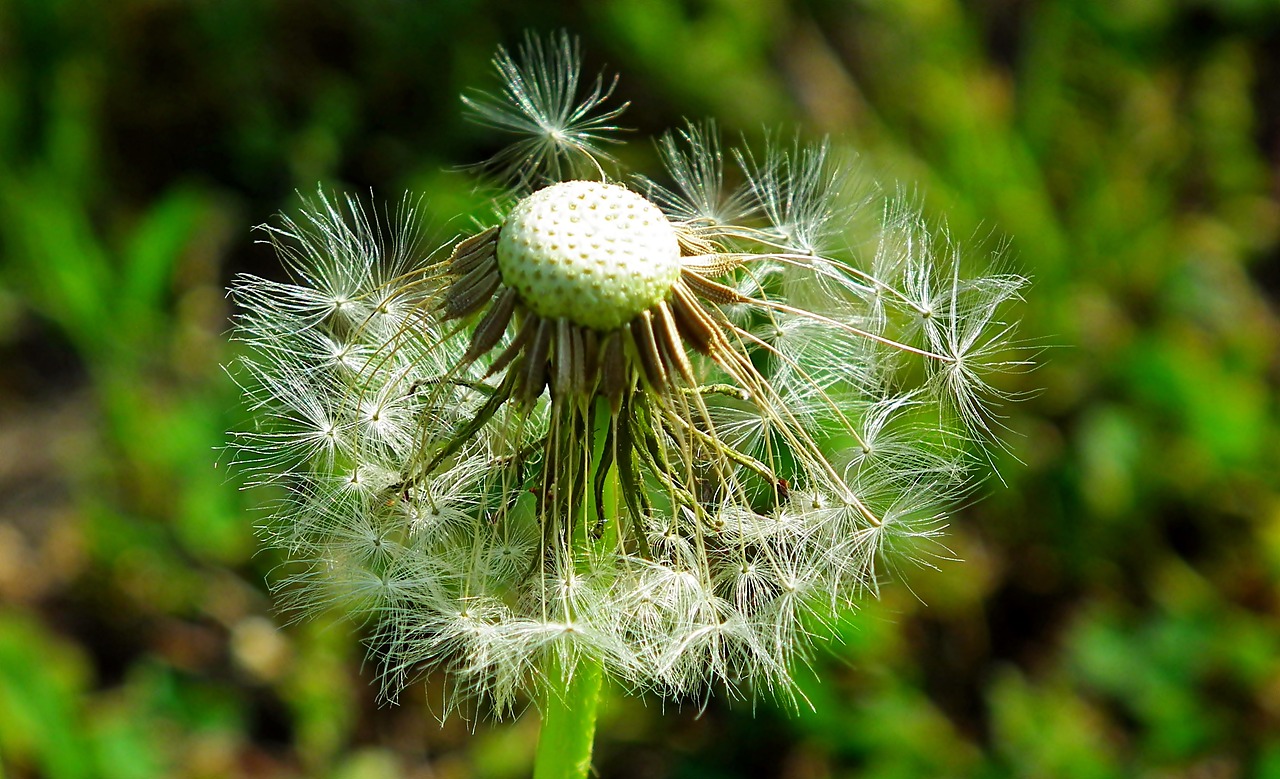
[497,181,681,331]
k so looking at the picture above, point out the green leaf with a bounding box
[118,188,211,329]
[0,613,95,779]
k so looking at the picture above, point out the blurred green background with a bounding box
[2,0,1279,776]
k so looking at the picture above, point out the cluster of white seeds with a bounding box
[230,33,1027,713]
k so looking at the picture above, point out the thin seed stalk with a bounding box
[533,399,615,779]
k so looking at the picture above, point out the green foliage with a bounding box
[1,0,1277,776]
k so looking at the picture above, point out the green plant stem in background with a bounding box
[533,651,604,779]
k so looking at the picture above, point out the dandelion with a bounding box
[229,30,1028,777]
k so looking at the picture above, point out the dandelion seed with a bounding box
[229,32,1027,714]
[461,30,629,191]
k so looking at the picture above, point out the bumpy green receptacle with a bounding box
[497,181,681,331]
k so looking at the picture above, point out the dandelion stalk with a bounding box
[532,397,614,779]
[535,625,606,779]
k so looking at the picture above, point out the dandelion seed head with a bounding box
[229,32,1029,714]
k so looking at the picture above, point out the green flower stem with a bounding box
[533,651,605,779]
[533,400,614,779]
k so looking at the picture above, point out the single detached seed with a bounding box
[497,181,681,331]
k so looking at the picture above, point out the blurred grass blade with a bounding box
[0,614,94,779]
[0,174,112,352]
[119,188,209,328]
